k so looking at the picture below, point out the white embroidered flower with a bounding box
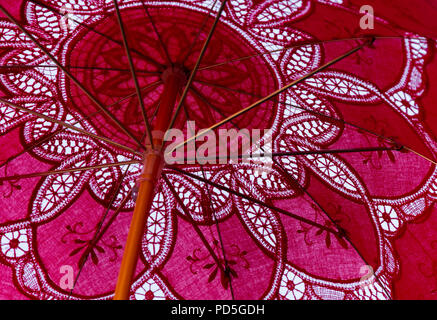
[134,279,166,300]
[279,267,305,300]
[377,205,401,233]
[1,230,29,258]
[391,91,419,116]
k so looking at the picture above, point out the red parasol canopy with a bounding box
[0,0,436,300]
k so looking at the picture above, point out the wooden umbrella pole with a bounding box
[113,67,186,300]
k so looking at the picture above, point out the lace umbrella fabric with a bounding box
[0,0,436,300]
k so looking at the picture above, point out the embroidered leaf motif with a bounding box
[31,152,97,223]
[302,71,380,103]
[251,0,311,26]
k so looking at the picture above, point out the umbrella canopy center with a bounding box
[63,3,279,150]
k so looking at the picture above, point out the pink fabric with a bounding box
[0,0,436,300]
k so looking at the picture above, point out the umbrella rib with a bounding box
[273,158,392,298]
[198,77,389,141]
[181,90,398,163]
[163,175,227,275]
[0,160,141,182]
[0,64,159,75]
[69,174,136,297]
[199,172,236,299]
[402,146,437,166]
[194,82,437,167]
[113,0,154,149]
[139,0,172,65]
[150,100,162,122]
[105,80,163,110]
[191,87,237,123]
[194,85,437,165]
[0,81,161,170]
[0,97,142,156]
[69,129,151,297]
[181,0,220,64]
[0,5,146,151]
[185,90,219,125]
[169,146,400,163]
[69,185,133,297]
[190,88,250,155]
[167,39,372,154]
[92,188,135,253]
[0,134,56,170]
[165,0,229,140]
[186,90,232,152]
[181,106,235,299]
[194,79,261,97]
[169,167,341,236]
[197,35,432,71]
[27,0,165,70]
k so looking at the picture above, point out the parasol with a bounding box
[0,0,436,300]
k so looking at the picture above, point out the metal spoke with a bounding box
[165,0,229,140]
[169,146,400,163]
[139,0,172,65]
[163,175,226,274]
[113,0,154,149]
[272,157,392,297]
[70,185,135,296]
[180,105,235,299]
[181,0,219,64]
[0,64,159,75]
[0,97,142,156]
[0,5,146,150]
[196,77,398,142]
[167,39,372,154]
[28,0,165,70]
[197,35,432,71]
[0,160,141,182]
[0,81,161,170]
[69,130,151,296]
[403,146,437,166]
[92,188,135,251]
[193,82,437,167]
[168,167,341,236]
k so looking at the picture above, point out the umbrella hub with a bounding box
[161,65,188,86]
